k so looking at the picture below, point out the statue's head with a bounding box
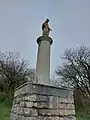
[45,19,49,23]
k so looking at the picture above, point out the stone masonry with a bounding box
[10,82,76,120]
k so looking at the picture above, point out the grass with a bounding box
[0,101,11,120]
[0,92,11,120]
[76,102,90,120]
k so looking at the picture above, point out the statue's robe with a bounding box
[42,22,50,36]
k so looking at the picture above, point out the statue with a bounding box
[42,19,52,36]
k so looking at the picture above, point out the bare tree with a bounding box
[0,52,34,94]
[56,46,90,96]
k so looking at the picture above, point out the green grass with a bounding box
[0,101,11,120]
[76,102,90,120]
[0,92,11,120]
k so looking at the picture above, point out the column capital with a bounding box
[37,36,53,45]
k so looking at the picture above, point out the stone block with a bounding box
[54,117,60,120]
[13,106,20,113]
[24,95,37,101]
[18,115,25,120]
[14,84,28,97]
[33,102,38,107]
[66,110,75,115]
[29,95,37,101]
[64,110,69,116]
[59,110,65,116]
[15,97,21,104]
[39,109,67,116]
[63,115,76,120]
[49,96,58,109]
[28,83,70,97]
[24,108,38,116]
[59,103,66,109]
[19,107,23,114]
[58,97,74,104]
[66,98,74,104]
[38,109,54,116]
[23,95,37,101]
[60,118,64,120]
[26,102,34,108]
[24,108,30,115]
[26,117,36,120]
[44,117,54,120]
[58,97,65,103]
[37,102,48,108]
[20,101,34,108]
[10,113,20,120]
[54,109,70,116]
[10,113,15,120]
[67,104,75,109]
[20,101,25,107]
[36,95,47,101]
[37,116,44,120]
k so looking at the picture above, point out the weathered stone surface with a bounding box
[59,103,66,109]
[24,108,38,116]
[67,104,75,109]
[10,113,16,120]
[54,117,60,120]
[37,116,44,120]
[37,102,48,108]
[44,117,54,120]
[24,108,30,115]
[20,101,25,107]
[66,110,75,115]
[63,115,76,120]
[26,102,34,107]
[26,117,36,120]
[49,96,58,109]
[38,116,44,120]
[60,118,64,120]
[16,83,71,97]
[37,95,47,101]
[33,103,38,107]
[38,109,54,116]
[58,97,66,103]
[18,115,25,120]
[11,83,76,120]
[24,95,37,101]
[67,98,74,104]
[38,109,71,116]
[13,106,20,113]
[14,84,28,97]
[58,97,74,104]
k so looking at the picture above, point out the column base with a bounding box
[10,82,76,120]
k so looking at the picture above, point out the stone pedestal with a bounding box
[36,36,53,85]
[10,83,76,120]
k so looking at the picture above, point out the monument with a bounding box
[36,19,53,84]
[10,19,76,120]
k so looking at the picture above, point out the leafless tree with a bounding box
[56,46,90,97]
[0,52,34,94]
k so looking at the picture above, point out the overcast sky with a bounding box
[0,0,90,77]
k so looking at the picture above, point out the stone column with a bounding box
[36,36,53,85]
